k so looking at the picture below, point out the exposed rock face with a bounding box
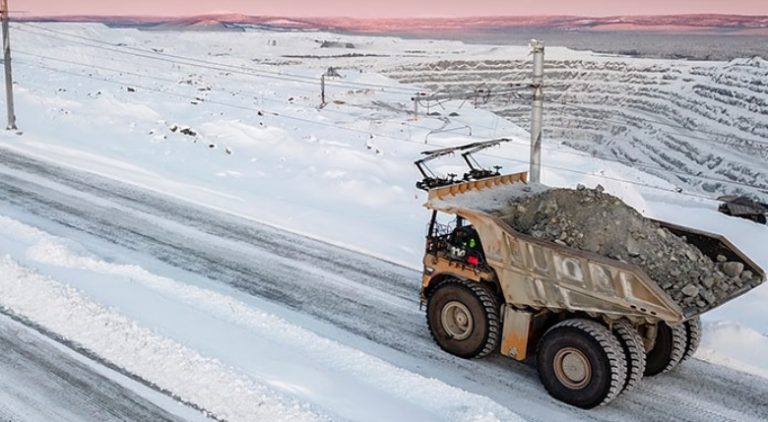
[498,187,763,311]
[385,58,768,202]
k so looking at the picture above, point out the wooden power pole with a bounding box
[320,74,326,108]
[1,0,16,130]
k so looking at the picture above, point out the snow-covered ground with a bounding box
[0,312,202,422]
[0,220,521,422]
[1,152,766,422]
[0,22,767,420]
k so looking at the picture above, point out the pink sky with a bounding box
[16,0,768,18]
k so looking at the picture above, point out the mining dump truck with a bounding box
[415,140,766,408]
[718,195,768,225]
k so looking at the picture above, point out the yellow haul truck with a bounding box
[415,141,766,408]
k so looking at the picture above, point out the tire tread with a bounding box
[613,320,646,392]
[661,323,687,373]
[681,317,701,363]
[426,278,500,358]
[547,319,628,406]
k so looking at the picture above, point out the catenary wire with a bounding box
[16,57,748,202]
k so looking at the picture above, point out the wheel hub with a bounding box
[553,347,592,390]
[440,301,474,341]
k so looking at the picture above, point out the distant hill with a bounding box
[17,14,768,35]
[18,14,319,31]
[313,15,768,35]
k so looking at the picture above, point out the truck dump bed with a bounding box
[426,173,766,324]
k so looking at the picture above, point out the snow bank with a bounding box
[698,321,768,378]
[0,254,329,422]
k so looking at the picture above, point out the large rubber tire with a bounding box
[613,320,646,392]
[644,322,687,376]
[426,278,500,359]
[537,319,628,409]
[680,317,702,364]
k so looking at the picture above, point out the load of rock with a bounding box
[498,185,763,311]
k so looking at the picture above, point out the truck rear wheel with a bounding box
[426,278,500,359]
[613,320,646,392]
[537,319,627,408]
[644,322,687,376]
[681,317,702,363]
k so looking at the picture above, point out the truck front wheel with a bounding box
[537,319,627,408]
[426,278,500,359]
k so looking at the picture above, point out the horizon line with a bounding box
[16,12,768,19]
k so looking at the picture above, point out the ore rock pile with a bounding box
[499,185,764,311]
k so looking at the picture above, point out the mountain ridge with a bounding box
[17,14,768,35]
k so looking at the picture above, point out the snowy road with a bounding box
[0,146,767,421]
[0,312,202,422]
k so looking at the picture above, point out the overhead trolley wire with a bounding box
[16,49,458,135]
[17,58,761,203]
[13,26,330,94]
[29,21,763,162]
[483,99,768,155]
[442,115,766,191]
[15,23,419,94]
[15,59,438,145]
[12,23,767,199]
[551,101,768,149]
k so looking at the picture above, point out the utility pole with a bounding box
[1,0,16,130]
[529,39,544,183]
[412,93,419,120]
[319,74,326,108]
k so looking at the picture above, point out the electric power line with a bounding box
[551,102,768,149]
[439,110,767,191]
[17,57,752,203]
[16,44,768,194]
[12,23,768,198]
[16,58,459,150]
[13,26,329,94]
[31,21,764,160]
[15,23,419,95]
[471,93,768,151]
[15,49,458,134]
